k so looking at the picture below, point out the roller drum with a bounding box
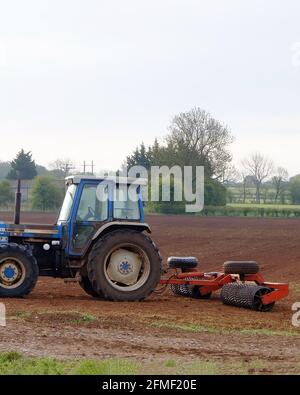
[221,283,275,312]
[171,278,194,297]
[171,278,212,299]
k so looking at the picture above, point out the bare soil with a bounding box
[0,212,300,374]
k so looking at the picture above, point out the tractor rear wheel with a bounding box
[79,275,104,298]
[87,230,162,301]
[0,244,38,298]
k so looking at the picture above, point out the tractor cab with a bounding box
[58,175,146,225]
[57,176,149,258]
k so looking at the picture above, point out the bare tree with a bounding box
[50,158,75,179]
[262,185,270,204]
[221,164,240,185]
[240,172,249,204]
[166,108,234,178]
[272,167,289,203]
[242,153,274,204]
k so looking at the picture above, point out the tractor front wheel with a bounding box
[87,230,162,301]
[0,244,38,298]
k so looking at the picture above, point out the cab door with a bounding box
[69,182,110,256]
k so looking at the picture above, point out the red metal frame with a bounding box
[160,270,289,305]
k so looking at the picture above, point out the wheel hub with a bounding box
[106,248,142,286]
[0,261,20,284]
[118,260,134,275]
[0,258,25,288]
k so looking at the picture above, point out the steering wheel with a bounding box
[83,206,96,221]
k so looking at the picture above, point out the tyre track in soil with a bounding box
[0,213,300,372]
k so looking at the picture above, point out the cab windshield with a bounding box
[58,184,77,223]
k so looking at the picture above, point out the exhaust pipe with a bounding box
[14,178,22,225]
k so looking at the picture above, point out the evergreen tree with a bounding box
[7,149,37,180]
[126,142,152,169]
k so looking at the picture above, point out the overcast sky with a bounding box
[0,0,300,176]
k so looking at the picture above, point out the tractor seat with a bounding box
[168,256,199,269]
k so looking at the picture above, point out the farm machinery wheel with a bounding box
[221,283,275,312]
[168,257,211,299]
[171,279,212,299]
[79,275,104,298]
[223,261,260,275]
[0,244,38,298]
[168,256,198,269]
[87,230,162,301]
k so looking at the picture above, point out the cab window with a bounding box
[58,184,77,222]
[113,184,140,220]
[76,184,108,222]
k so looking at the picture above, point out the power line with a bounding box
[81,160,95,175]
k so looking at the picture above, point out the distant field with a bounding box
[201,204,300,218]
[227,203,300,210]
[227,186,292,205]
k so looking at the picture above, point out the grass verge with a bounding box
[150,321,299,337]
[0,352,138,375]
[0,352,271,375]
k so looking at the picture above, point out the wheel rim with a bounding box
[104,243,151,292]
[0,257,26,289]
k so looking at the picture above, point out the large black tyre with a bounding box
[0,243,38,298]
[79,275,104,298]
[223,261,259,275]
[168,257,198,269]
[87,230,162,301]
[221,283,275,312]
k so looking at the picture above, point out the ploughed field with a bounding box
[0,212,300,374]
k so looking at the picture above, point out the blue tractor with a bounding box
[0,176,162,301]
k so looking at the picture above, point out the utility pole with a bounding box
[14,172,22,225]
[81,161,95,175]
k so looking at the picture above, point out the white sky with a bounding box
[0,0,300,176]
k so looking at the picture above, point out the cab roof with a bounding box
[65,175,148,186]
